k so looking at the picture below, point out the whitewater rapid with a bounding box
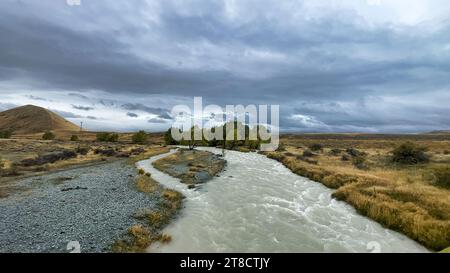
[137,148,428,253]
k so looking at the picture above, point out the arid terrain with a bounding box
[1,106,450,252]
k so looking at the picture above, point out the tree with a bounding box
[132,130,148,144]
[96,132,119,142]
[42,131,55,140]
[164,128,178,145]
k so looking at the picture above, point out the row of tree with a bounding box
[164,121,269,150]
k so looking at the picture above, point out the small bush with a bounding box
[132,130,148,144]
[70,135,79,141]
[391,142,429,164]
[303,149,317,157]
[138,169,145,175]
[0,130,12,139]
[96,132,119,142]
[352,156,368,170]
[432,166,450,189]
[329,148,342,156]
[346,148,365,157]
[309,143,323,151]
[42,131,55,140]
[76,146,90,155]
[341,154,351,161]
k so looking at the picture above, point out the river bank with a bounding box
[0,160,157,252]
[0,147,176,253]
[138,147,428,253]
[262,136,450,251]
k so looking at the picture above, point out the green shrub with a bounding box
[352,156,368,170]
[76,146,90,155]
[96,132,119,142]
[0,130,12,139]
[303,149,317,157]
[391,142,429,164]
[432,166,450,189]
[346,148,366,157]
[70,135,79,141]
[309,143,323,151]
[42,131,55,140]
[132,130,148,144]
[138,169,145,175]
[164,128,178,145]
[329,148,342,156]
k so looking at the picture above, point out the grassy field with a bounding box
[263,134,450,251]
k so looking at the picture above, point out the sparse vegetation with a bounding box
[42,131,55,140]
[153,149,226,187]
[132,130,148,144]
[263,134,450,251]
[391,142,429,164]
[113,172,185,253]
[96,132,119,142]
[432,166,450,189]
[70,135,79,141]
[0,130,12,139]
[309,143,323,151]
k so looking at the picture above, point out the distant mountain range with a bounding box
[0,105,80,134]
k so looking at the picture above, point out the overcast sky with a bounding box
[1,0,450,132]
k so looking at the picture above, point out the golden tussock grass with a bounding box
[264,135,450,251]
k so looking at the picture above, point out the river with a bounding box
[137,148,428,253]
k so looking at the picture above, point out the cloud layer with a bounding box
[0,0,449,132]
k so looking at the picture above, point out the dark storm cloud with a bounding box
[127,112,139,118]
[71,105,94,111]
[121,103,172,119]
[0,0,449,132]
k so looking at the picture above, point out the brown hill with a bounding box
[0,105,80,134]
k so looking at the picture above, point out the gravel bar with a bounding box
[0,160,159,253]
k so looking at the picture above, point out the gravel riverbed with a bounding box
[0,160,160,253]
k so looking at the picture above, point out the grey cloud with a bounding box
[51,109,83,119]
[148,118,169,124]
[126,112,138,118]
[25,95,47,101]
[71,105,94,111]
[121,103,172,119]
[0,1,449,132]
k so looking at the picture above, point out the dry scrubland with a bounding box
[263,134,450,251]
[0,132,166,198]
[2,128,450,252]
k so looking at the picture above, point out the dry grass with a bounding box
[135,175,160,194]
[112,173,184,253]
[263,134,450,251]
[153,149,225,186]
